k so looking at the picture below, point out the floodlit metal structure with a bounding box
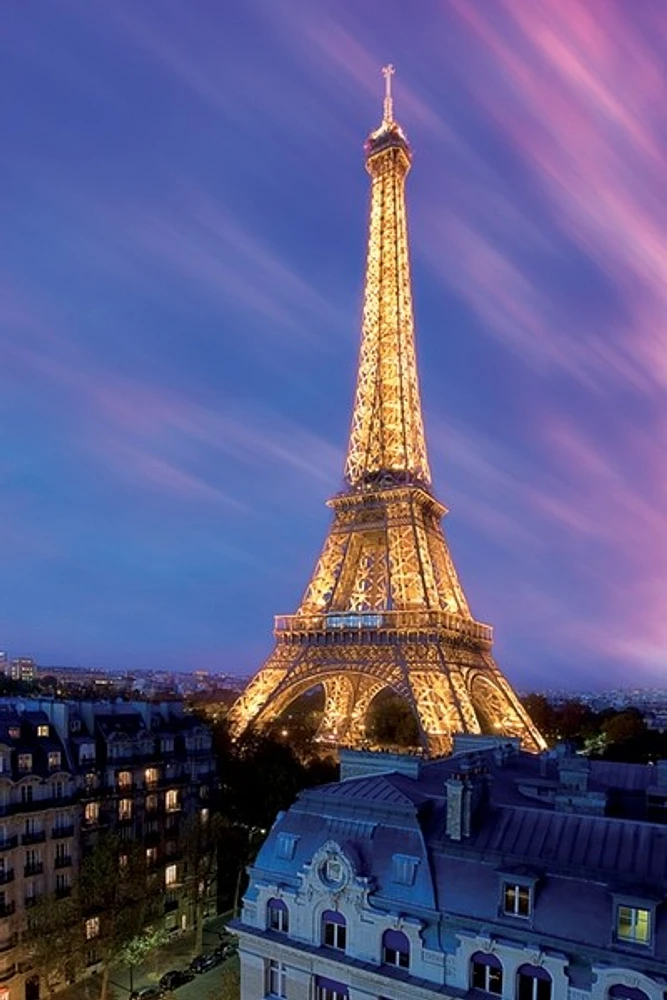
[230,68,545,755]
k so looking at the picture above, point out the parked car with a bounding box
[130,987,165,1000]
[159,970,195,991]
[189,952,222,974]
[216,941,238,960]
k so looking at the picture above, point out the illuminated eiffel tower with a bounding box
[230,68,545,755]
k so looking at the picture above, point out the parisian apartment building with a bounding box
[234,739,667,1000]
[0,697,216,1000]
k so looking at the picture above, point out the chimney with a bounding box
[445,758,487,840]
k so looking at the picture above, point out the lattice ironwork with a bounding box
[228,69,546,756]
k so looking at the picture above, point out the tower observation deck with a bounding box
[229,68,545,756]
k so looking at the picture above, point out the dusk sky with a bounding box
[2,1,666,690]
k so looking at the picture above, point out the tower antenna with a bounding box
[382,64,395,126]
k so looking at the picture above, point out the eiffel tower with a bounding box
[230,68,545,756]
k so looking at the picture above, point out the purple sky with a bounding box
[1,1,665,689]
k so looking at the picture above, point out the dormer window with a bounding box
[8,728,19,740]
[502,882,531,918]
[391,854,419,886]
[37,725,49,738]
[616,905,651,945]
[48,752,61,771]
[18,754,32,774]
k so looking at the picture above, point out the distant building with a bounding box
[234,739,667,1000]
[0,698,216,1000]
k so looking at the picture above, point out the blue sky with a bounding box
[1,1,666,688]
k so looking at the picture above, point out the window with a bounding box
[55,873,70,894]
[18,754,32,774]
[84,772,97,791]
[609,987,650,1000]
[315,977,348,1000]
[471,953,503,995]
[267,898,289,933]
[266,960,286,999]
[48,752,61,771]
[161,737,174,753]
[145,793,158,812]
[165,864,177,887]
[322,910,346,951]
[117,771,132,789]
[145,768,159,788]
[165,789,179,813]
[517,965,552,1000]
[80,744,96,764]
[118,799,132,821]
[118,853,128,869]
[21,785,33,804]
[503,883,531,917]
[382,929,409,969]
[37,725,49,738]
[616,906,651,945]
[200,808,209,825]
[85,917,99,941]
[84,802,99,825]
[391,854,419,886]
[53,780,64,799]
[276,833,298,861]
[325,858,343,883]
[146,848,157,865]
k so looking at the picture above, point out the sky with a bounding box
[1,1,666,690]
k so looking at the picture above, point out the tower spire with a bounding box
[345,65,431,489]
[382,63,395,126]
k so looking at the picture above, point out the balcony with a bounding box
[275,608,494,645]
[0,904,15,919]
[52,825,74,840]
[0,872,14,886]
[54,856,72,869]
[0,839,17,853]
[24,863,44,878]
[21,832,46,846]
[0,935,17,953]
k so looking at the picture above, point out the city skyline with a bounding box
[1,2,665,689]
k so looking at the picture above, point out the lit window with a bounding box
[146,848,157,865]
[118,799,132,821]
[267,898,289,933]
[165,789,179,813]
[616,906,651,945]
[266,960,286,999]
[471,953,503,995]
[85,917,99,941]
[37,725,49,738]
[48,752,61,771]
[117,771,132,789]
[503,883,531,917]
[119,854,128,869]
[517,965,552,1000]
[145,768,159,788]
[382,929,409,969]
[84,802,99,824]
[200,808,209,824]
[322,910,346,950]
[165,864,177,887]
[18,754,32,774]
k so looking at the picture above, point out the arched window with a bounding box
[322,910,346,951]
[517,965,552,1000]
[471,952,503,995]
[267,898,289,933]
[609,987,649,1000]
[382,930,409,969]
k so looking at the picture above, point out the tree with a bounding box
[22,894,83,996]
[79,834,162,1000]
[118,927,170,994]
[179,811,224,954]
